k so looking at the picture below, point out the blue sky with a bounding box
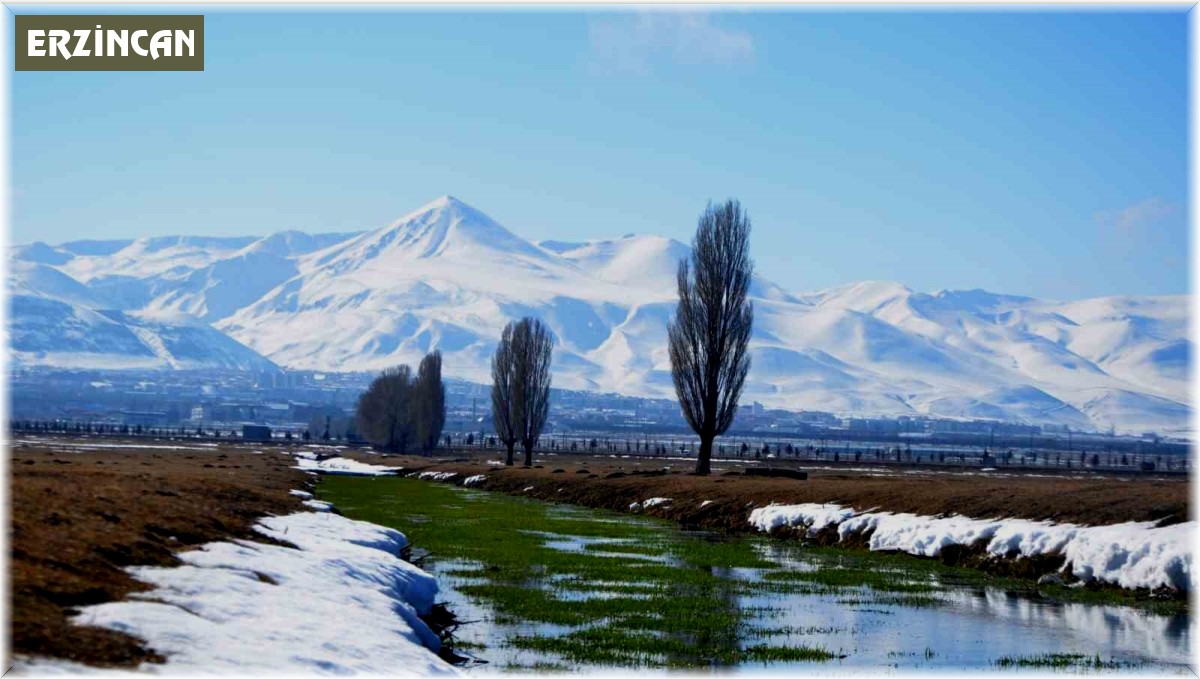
[11,8,1189,299]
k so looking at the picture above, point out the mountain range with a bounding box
[9,196,1191,435]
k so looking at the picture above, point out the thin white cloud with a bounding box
[1095,196,1179,240]
[588,12,755,75]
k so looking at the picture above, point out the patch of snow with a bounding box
[302,499,333,512]
[461,474,486,487]
[748,503,1195,591]
[74,511,457,674]
[10,655,113,674]
[292,455,396,476]
[289,489,313,499]
[699,500,714,508]
[630,497,672,511]
[417,471,457,481]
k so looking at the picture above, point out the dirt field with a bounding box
[345,448,1191,529]
[9,439,307,667]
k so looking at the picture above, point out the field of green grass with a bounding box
[318,476,1172,671]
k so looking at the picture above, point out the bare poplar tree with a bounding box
[491,317,554,466]
[513,318,553,467]
[413,351,446,455]
[668,200,754,475]
[491,324,520,465]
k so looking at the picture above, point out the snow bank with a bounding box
[75,511,456,674]
[302,498,332,512]
[291,454,397,476]
[630,497,671,511]
[417,471,457,481]
[748,503,1194,592]
[461,474,486,487]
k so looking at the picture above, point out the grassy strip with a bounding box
[507,630,838,667]
[992,653,1134,669]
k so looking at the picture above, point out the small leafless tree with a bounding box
[413,351,446,455]
[356,365,414,453]
[491,317,554,466]
[668,200,754,475]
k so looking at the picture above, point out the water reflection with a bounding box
[425,499,1190,672]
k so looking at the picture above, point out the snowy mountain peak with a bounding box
[311,195,552,271]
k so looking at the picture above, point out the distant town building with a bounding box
[242,424,272,441]
[847,418,902,434]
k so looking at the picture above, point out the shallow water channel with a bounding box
[318,477,1191,673]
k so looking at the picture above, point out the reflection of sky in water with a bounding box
[737,585,1191,670]
[518,530,674,564]
[747,541,1192,669]
[424,508,1191,673]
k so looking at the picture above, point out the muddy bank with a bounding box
[347,449,1189,527]
[10,440,308,666]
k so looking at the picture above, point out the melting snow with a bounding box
[302,499,333,512]
[417,471,457,481]
[462,474,486,487]
[291,455,397,476]
[748,503,1194,591]
[630,497,672,511]
[72,510,456,674]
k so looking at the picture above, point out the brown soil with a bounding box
[10,438,307,667]
[348,448,1191,529]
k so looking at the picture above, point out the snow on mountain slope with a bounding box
[9,261,110,308]
[1074,389,1192,436]
[548,234,801,303]
[141,246,301,321]
[58,235,259,283]
[548,235,690,296]
[9,196,1191,433]
[8,261,279,371]
[35,231,362,320]
[922,385,1092,429]
[219,197,646,384]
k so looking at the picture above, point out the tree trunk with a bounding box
[505,441,515,466]
[695,436,714,475]
[523,442,534,467]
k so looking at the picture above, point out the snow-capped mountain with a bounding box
[8,196,1191,434]
[9,261,279,371]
